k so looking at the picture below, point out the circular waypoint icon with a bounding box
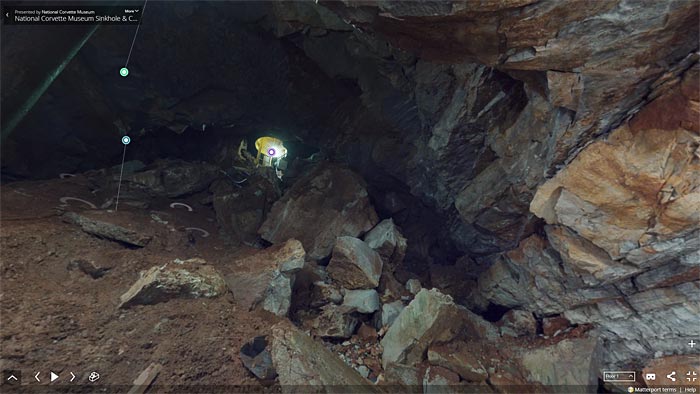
[119,67,129,77]
[121,136,131,145]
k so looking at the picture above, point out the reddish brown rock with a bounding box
[357,323,378,341]
[327,236,383,290]
[531,66,700,263]
[427,342,488,382]
[542,316,570,337]
[258,163,378,260]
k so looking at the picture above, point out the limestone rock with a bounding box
[634,261,700,292]
[519,334,602,387]
[427,342,488,382]
[545,225,639,285]
[405,279,421,295]
[380,300,405,328]
[381,288,497,368]
[546,71,582,110]
[225,239,305,316]
[121,159,220,198]
[119,259,227,308]
[499,310,536,338]
[269,322,380,392]
[341,289,380,314]
[325,1,698,72]
[258,163,378,260]
[530,66,700,263]
[563,284,699,368]
[311,304,359,339]
[477,234,619,315]
[63,211,152,247]
[327,236,383,290]
[364,218,407,272]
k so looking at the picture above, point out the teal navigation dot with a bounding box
[119,67,129,77]
[121,136,131,145]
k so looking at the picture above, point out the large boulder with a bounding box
[269,322,381,392]
[212,167,282,244]
[364,218,407,273]
[258,163,378,260]
[63,211,152,247]
[118,258,227,308]
[427,342,488,382]
[225,239,305,316]
[327,236,383,290]
[380,300,405,328]
[340,289,380,314]
[381,288,498,369]
[118,159,220,199]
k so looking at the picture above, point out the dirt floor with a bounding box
[0,175,282,392]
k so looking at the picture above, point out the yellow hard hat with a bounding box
[255,136,287,158]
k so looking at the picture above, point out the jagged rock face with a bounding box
[271,0,698,257]
[531,65,700,264]
[528,65,698,367]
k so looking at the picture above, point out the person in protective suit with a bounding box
[254,136,287,178]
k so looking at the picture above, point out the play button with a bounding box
[50,372,59,382]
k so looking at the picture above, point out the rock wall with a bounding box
[269,0,699,369]
[478,64,700,367]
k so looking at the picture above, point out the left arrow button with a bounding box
[34,372,41,382]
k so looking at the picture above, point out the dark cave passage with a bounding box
[1,0,698,391]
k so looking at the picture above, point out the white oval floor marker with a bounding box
[59,197,97,209]
[169,202,193,212]
[59,173,76,179]
[185,227,209,238]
